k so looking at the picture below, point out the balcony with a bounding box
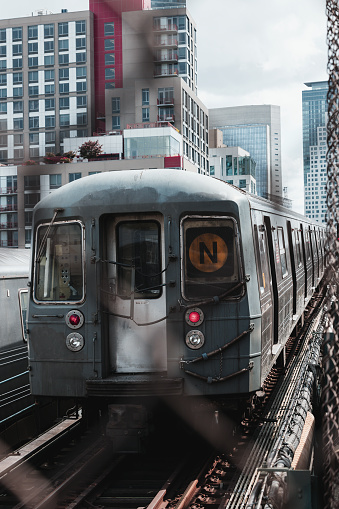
[0,204,18,212]
[153,23,178,33]
[157,114,175,123]
[154,53,178,63]
[154,68,178,78]
[157,97,175,106]
[154,38,178,48]
[0,187,17,195]
[0,222,18,230]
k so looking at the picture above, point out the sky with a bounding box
[1,0,329,213]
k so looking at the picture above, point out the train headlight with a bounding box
[66,310,84,329]
[185,330,205,349]
[66,332,84,352]
[185,307,204,326]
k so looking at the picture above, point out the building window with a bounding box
[28,57,39,67]
[44,24,54,38]
[76,20,86,35]
[0,103,7,114]
[13,72,23,84]
[45,115,55,128]
[0,88,6,99]
[76,52,86,63]
[29,117,39,129]
[13,58,22,69]
[13,118,23,130]
[29,133,39,144]
[59,54,69,65]
[76,38,86,50]
[60,113,70,126]
[0,29,6,43]
[29,100,39,112]
[13,87,23,97]
[105,68,115,80]
[45,84,55,95]
[58,22,68,37]
[29,85,39,96]
[105,83,115,89]
[112,97,120,113]
[142,88,149,105]
[14,133,23,145]
[69,172,81,182]
[50,174,62,189]
[59,68,69,80]
[142,108,150,122]
[77,95,87,108]
[28,42,38,54]
[76,81,87,93]
[45,131,55,143]
[0,46,6,57]
[13,44,23,56]
[0,134,7,145]
[112,116,120,129]
[29,71,39,83]
[105,53,115,66]
[59,97,69,109]
[45,99,55,111]
[104,23,114,36]
[105,39,115,51]
[0,61,6,71]
[44,55,55,66]
[0,149,8,161]
[239,179,247,189]
[76,67,87,79]
[77,112,87,125]
[58,38,69,52]
[44,69,55,81]
[12,27,22,41]
[28,25,38,39]
[13,101,23,113]
[59,82,69,94]
[44,40,54,53]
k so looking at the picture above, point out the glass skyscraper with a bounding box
[302,81,328,185]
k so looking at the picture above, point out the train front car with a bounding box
[28,170,262,433]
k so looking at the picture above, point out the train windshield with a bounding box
[117,221,162,299]
[182,217,243,300]
[34,221,84,302]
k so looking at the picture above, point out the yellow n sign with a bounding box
[189,233,228,273]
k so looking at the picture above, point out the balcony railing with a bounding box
[0,204,18,212]
[154,69,178,78]
[126,121,177,130]
[157,97,175,106]
[0,240,18,247]
[0,222,18,229]
[157,114,175,123]
[154,54,178,63]
[153,23,178,33]
[154,38,178,48]
[0,187,17,195]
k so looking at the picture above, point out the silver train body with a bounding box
[27,170,325,402]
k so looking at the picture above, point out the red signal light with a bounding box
[189,311,201,324]
[69,314,81,327]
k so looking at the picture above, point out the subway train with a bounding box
[27,169,325,425]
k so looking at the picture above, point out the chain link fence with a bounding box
[323,2,339,507]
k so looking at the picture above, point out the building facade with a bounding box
[209,105,282,200]
[0,10,94,165]
[304,125,327,223]
[302,81,328,188]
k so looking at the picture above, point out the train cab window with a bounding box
[182,217,243,300]
[34,221,84,302]
[116,221,162,299]
[277,227,288,278]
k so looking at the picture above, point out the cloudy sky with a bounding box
[2,0,328,213]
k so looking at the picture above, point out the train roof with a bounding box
[0,248,30,278]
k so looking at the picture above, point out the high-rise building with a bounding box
[0,10,94,165]
[209,105,282,200]
[302,81,328,186]
[304,125,327,223]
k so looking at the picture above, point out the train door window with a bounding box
[18,289,28,341]
[116,221,162,299]
[277,227,288,278]
[305,230,311,261]
[294,230,302,267]
[182,216,243,300]
[254,224,270,295]
[34,221,84,303]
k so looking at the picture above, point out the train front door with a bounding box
[104,215,167,373]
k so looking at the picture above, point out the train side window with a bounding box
[294,230,302,267]
[305,231,311,261]
[254,224,270,295]
[116,221,162,299]
[18,289,28,341]
[277,227,288,278]
[34,221,84,303]
[182,216,243,300]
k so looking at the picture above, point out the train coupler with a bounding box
[105,404,148,453]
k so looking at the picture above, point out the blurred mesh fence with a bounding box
[323,2,339,507]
